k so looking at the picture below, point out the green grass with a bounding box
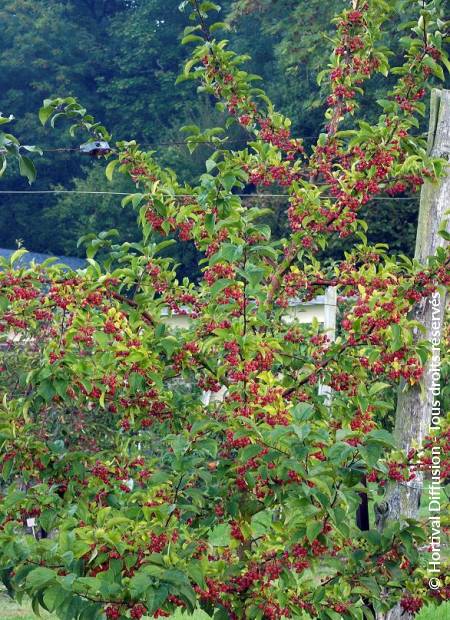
[416,602,450,620]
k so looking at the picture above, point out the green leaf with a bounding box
[292,423,311,442]
[220,243,243,263]
[292,403,314,422]
[38,106,53,126]
[182,34,204,44]
[186,561,206,590]
[159,336,179,358]
[366,429,397,448]
[43,585,68,612]
[129,372,145,393]
[9,248,28,266]
[366,530,382,546]
[94,332,110,347]
[31,595,42,617]
[18,155,37,184]
[241,263,265,288]
[423,56,445,81]
[251,510,272,537]
[2,458,14,482]
[221,173,236,191]
[208,523,231,547]
[149,585,168,613]
[0,113,14,126]
[306,521,322,543]
[129,572,152,597]
[210,278,234,297]
[390,324,402,352]
[79,603,103,620]
[205,159,217,173]
[210,22,229,33]
[26,567,56,590]
[205,212,215,236]
[369,382,390,396]
[105,159,119,181]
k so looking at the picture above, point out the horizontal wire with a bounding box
[0,190,132,196]
[30,130,430,153]
[35,137,322,152]
[0,189,418,200]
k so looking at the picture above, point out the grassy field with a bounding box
[417,603,450,620]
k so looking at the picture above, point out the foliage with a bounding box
[226,0,450,260]
[0,114,41,184]
[0,0,442,265]
[39,165,137,256]
[0,1,449,620]
[0,0,227,275]
[0,0,119,253]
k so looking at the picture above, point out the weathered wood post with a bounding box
[376,89,450,619]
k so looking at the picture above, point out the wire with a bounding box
[0,190,132,196]
[33,130,430,152]
[37,136,322,152]
[0,189,418,200]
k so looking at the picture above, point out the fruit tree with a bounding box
[0,1,449,619]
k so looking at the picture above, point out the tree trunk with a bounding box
[376,89,450,619]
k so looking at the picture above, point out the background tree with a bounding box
[0,0,432,268]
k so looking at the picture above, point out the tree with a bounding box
[0,0,227,269]
[227,0,444,260]
[0,1,449,619]
[1,0,428,262]
[0,0,113,253]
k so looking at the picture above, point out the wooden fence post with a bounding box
[376,89,450,619]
